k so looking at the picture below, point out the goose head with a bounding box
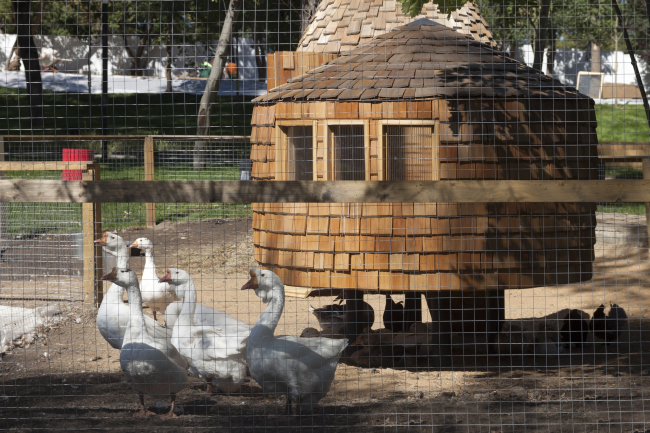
[158,268,189,298]
[241,268,282,303]
[128,237,153,251]
[100,267,138,288]
[94,231,124,252]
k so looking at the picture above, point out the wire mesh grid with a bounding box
[1,0,650,431]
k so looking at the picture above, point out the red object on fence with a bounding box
[62,148,94,180]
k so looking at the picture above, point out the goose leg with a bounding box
[292,397,301,416]
[284,394,292,415]
[159,394,179,420]
[133,393,156,418]
[205,378,214,394]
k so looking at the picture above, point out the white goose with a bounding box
[129,237,178,325]
[161,268,249,393]
[165,292,251,331]
[94,232,172,349]
[242,269,348,415]
[101,268,188,419]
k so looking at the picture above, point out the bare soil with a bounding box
[1,217,650,432]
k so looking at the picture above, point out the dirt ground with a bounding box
[1,217,650,432]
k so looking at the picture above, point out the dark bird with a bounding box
[560,309,589,349]
[383,294,406,333]
[590,304,607,342]
[309,303,347,335]
[310,301,375,336]
[605,303,628,342]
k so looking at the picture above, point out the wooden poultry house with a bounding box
[249,19,598,332]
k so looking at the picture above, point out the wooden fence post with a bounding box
[144,136,155,227]
[82,164,103,306]
[0,138,5,253]
[641,157,650,243]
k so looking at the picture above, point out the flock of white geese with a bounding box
[94,231,349,419]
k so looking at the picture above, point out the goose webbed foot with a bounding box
[199,379,214,394]
[159,395,179,420]
[134,393,156,418]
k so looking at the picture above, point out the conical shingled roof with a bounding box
[254,21,587,104]
[298,0,497,53]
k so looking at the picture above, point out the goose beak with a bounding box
[158,269,172,284]
[241,270,258,291]
[128,240,139,248]
[100,267,118,282]
[94,233,108,246]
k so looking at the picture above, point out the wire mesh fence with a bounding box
[1,0,650,431]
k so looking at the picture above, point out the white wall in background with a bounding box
[0,35,261,80]
[514,44,646,88]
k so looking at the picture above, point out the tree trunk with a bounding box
[590,40,601,73]
[532,0,551,72]
[194,0,242,170]
[123,25,152,76]
[165,24,173,93]
[301,0,318,35]
[6,39,21,71]
[14,0,43,128]
[545,18,555,77]
[252,20,266,80]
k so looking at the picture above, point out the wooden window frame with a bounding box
[323,119,370,181]
[275,120,317,181]
[378,120,440,181]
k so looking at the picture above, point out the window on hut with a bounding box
[330,125,365,180]
[385,126,435,181]
[285,126,313,181]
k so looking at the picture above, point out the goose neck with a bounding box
[125,283,146,330]
[251,283,284,338]
[115,245,129,269]
[178,280,197,325]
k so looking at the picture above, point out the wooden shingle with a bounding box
[253,21,588,104]
[298,0,498,54]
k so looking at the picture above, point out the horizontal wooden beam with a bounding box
[0,161,92,171]
[1,135,250,142]
[0,180,646,203]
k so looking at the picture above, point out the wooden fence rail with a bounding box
[0,179,647,203]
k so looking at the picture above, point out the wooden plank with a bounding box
[1,135,249,142]
[642,158,650,237]
[144,136,156,228]
[0,161,93,171]
[0,179,647,203]
[0,138,4,252]
[82,165,102,306]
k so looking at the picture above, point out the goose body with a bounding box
[94,232,172,349]
[101,268,188,419]
[129,238,178,324]
[164,300,248,330]
[242,269,348,415]
[162,268,249,393]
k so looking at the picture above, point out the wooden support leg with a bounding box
[424,291,452,368]
[403,292,422,332]
[485,289,504,338]
[345,290,366,351]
